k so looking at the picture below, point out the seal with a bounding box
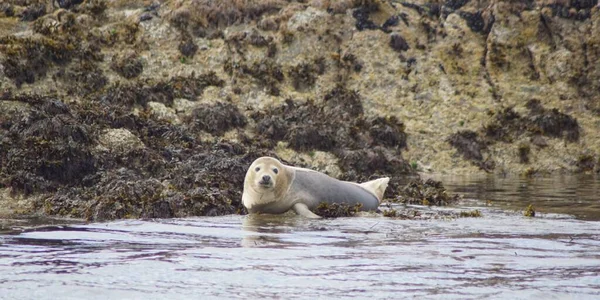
[242,156,390,218]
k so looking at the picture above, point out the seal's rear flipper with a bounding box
[360,177,390,202]
[292,203,322,219]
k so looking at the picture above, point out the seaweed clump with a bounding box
[169,0,285,38]
[459,209,482,218]
[524,204,536,217]
[518,144,530,164]
[190,102,248,135]
[448,130,486,161]
[576,154,596,173]
[288,59,326,91]
[53,61,108,96]
[20,3,46,22]
[100,72,224,107]
[0,36,76,87]
[1,97,96,195]
[224,59,284,96]
[484,101,580,143]
[527,100,580,142]
[390,34,409,52]
[396,178,461,206]
[447,130,494,171]
[110,51,144,79]
[450,100,580,170]
[312,202,363,218]
[352,0,380,31]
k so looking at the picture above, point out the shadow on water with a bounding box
[0,174,599,299]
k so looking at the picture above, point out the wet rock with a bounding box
[168,0,285,35]
[2,0,599,221]
[530,135,548,148]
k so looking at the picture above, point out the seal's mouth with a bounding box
[258,181,273,189]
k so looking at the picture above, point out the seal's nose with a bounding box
[262,175,271,182]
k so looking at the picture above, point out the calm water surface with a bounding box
[0,175,599,299]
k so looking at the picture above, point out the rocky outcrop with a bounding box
[1,0,599,220]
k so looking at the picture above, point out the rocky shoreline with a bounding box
[1,0,598,220]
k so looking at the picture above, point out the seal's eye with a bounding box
[273,168,278,174]
[255,167,260,172]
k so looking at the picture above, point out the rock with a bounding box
[1,0,600,220]
[147,101,179,124]
[97,129,145,154]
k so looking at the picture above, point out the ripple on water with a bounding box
[0,209,599,299]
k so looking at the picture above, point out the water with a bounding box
[435,174,600,221]
[1,175,599,299]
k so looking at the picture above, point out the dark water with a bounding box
[1,175,599,299]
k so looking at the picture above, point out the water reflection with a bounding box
[431,174,600,220]
[241,214,300,248]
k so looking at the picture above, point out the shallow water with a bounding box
[1,175,599,299]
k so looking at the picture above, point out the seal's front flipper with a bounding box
[292,203,321,219]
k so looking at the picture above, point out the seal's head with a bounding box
[242,156,293,210]
[249,157,282,190]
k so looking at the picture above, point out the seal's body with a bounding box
[242,157,389,218]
